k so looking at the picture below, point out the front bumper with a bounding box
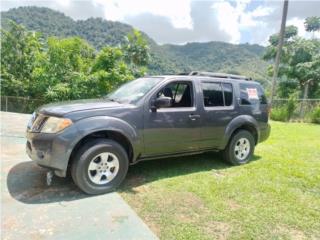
[26,127,76,177]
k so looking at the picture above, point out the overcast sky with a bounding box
[1,0,320,46]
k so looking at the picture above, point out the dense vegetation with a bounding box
[1,21,148,102]
[264,25,320,99]
[263,19,320,122]
[1,6,269,83]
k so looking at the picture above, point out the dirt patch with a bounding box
[123,189,233,240]
[275,225,307,240]
[212,170,226,178]
[227,199,241,210]
[124,174,146,187]
[143,215,162,237]
[203,221,231,240]
[171,192,231,238]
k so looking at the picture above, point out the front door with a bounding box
[143,80,202,156]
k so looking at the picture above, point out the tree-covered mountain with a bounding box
[1,6,269,83]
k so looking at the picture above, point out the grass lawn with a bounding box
[120,121,320,240]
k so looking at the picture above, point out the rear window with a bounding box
[202,82,233,107]
[239,83,267,105]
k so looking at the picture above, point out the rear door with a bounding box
[199,81,238,149]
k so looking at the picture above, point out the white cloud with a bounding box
[251,6,273,18]
[93,0,192,29]
[212,0,273,44]
[287,17,320,39]
[212,1,241,43]
[56,0,71,7]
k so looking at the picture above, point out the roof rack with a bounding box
[188,71,252,81]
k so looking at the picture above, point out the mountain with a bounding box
[1,6,269,83]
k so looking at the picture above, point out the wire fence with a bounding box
[1,96,45,114]
[272,98,320,119]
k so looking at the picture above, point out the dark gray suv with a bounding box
[26,72,270,194]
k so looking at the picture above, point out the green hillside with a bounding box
[1,6,269,84]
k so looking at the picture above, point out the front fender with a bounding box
[222,115,259,148]
[70,116,141,160]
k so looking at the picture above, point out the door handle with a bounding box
[189,114,200,120]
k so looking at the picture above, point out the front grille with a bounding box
[31,114,47,132]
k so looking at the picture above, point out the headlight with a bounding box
[41,117,73,133]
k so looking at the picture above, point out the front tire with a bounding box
[223,130,255,165]
[71,139,129,195]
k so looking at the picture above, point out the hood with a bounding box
[38,99,125,116]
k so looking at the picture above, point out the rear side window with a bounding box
[222,83,233,106]
[202,82,233,107]
[240,83,267,105]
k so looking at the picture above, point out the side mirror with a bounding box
[152,97,173,111]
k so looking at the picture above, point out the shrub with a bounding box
[270,106,289,122]
[286,95,297,120]
[309,106,320,124]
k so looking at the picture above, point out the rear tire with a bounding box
[223,130,255,165]
[71,139,129,195]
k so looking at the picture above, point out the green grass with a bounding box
[120,122,320,240]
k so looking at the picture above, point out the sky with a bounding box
[1,0,320,46]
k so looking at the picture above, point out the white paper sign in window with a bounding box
[246,88,259,99]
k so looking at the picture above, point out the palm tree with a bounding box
[304,16,320,39]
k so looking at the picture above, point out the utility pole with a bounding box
[270,0,289,106]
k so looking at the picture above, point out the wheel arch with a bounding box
[65,116,142,175]
[69,129,134,165]
[223,115,259,148]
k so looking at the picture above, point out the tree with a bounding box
[268,25,298,47]
[264,30,320,100]
[304,16,320,38]
[263,25,298,63]
[122,29,150,76]
[32,37,96,101]
[89,46,134,97]
[1,21,42,96]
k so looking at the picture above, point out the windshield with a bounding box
[106,77,163,104]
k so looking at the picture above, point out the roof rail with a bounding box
[188,71,252,81]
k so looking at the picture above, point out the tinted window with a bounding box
[222,83,233,106]
[257,86,268,104]
[202,82,224,107]
[240,83,267,105]
[157,82,193,107]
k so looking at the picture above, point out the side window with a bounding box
[240,83,267,105]
[222,83,233,106]
[202,82,233,107]
[202,82,224,107]
[157,82,193,107]
[257,86,268,104]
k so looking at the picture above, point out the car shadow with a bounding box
[7,153,261,203]
[6,161,89,204]
[120,152,261,193]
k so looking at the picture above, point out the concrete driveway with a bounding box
[1,111,158,240]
